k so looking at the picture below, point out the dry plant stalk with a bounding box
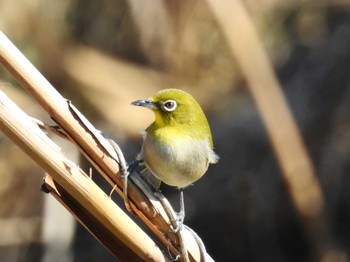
[206,1,344,261]
[0,91,164,261]
[0,31,208,261]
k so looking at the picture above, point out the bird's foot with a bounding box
[126,159,143,176]
[173,211,184,233]
[154,189,185,233]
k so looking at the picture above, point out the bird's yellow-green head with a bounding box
[131,89,214,148]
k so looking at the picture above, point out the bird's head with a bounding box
[131,89,213,146]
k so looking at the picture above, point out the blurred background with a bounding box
[1,0,350,261]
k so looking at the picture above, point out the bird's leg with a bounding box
[154,188,185,233]
[153,188,189,261]
[174,188,185,233]
[127,159,143,174]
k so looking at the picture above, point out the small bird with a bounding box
[131,89,218,229]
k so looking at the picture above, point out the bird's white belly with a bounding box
[141,134,210,188]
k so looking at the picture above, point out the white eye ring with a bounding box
[162,100,177,112]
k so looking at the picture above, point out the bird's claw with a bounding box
[173,212,184,233]
[126,159,143,174]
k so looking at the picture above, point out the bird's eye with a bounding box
[162,100,177,112]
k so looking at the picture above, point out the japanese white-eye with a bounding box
[131,89,218,231]
[131,89,218,189]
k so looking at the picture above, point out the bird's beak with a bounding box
[131,99,158,109]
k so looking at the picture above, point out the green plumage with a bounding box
[147,89,214,148]
[132,89,218,188]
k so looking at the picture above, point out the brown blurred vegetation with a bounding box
[1,0,350,261]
